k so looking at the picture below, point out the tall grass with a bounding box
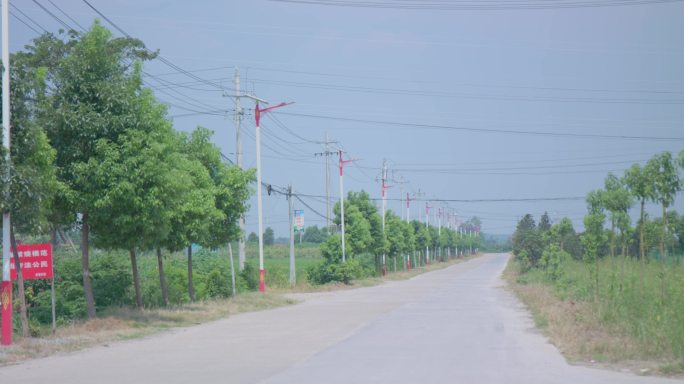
[519,255,684,363]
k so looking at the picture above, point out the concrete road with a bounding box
[1,253,681,383]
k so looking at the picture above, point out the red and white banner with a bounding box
[10,243,53,280]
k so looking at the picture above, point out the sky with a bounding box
[4,0,684,238]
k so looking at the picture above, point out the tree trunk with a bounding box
[10,225,30,338]
[50,227,58,249]
[393,255,397,272]
[610,218,616,259]
[187,245,195,302]
[129,249,142,308]
[639,199,645,263]
[661,204,667,299]
[157,247,169,306]
[81,213,96,319]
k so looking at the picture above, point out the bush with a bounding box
[239,262,259,291]
[30,280,87,324]
[540,244,568,282]
[307,259,364,285]
[91,254,132,309]
[205,268,231,298]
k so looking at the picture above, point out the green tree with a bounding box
[624,163,655,264]
[538,212,551,233]
[302,225,328,243]
[401,219,416,267]
[603,173,633,258]
[263,227,275,246]
[582,190,606,299]
[1,49,62,336]
[647,152,680,261]
[512,214,543,267]
[247,232,258,243]
[45,22,155,318]
[385,211,405,272]
[346,191,387,259]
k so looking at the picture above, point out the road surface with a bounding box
[1,253,681,383]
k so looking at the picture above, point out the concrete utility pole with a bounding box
[288,184,295,287]
[338,150,354,263]
[324,133,331,231]
[233,68,247,271]
[313,137,337,233]
[1,0,12,346]
[380,160,389,276]
[425,202,432,264]
[437,208,442,261]
[406,193,410,224]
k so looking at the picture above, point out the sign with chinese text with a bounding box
[294,209,304,232]
[9,244,53,280]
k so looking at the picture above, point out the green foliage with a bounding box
[514,256,684,363]
[512,214,544,267]
[540,244,568,281]
[306,258,364,285]
[247,232,258,243]
[301,225,329,243]
[263,227,275,246]
[205,268,231,298]
[239,262,259,291]
[91,254,132,309]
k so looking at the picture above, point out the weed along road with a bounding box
[1,254,681,384]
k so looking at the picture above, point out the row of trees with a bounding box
[1,22,254,335]
[513,150,684,296]
[309,191,483,283]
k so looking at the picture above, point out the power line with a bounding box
[31,0,73,31]
[271,0,684,11]
[47,0,86,31]
[248,77,684,105]
[10,11,42,35]
[81,0,225,91]
[9,4,48,33]
[274,111,684,141]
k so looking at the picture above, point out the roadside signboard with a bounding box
[10,243,53,280]
[294,209,304,232]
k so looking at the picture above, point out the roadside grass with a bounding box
[0,293,296,365]
[504,254,684,376]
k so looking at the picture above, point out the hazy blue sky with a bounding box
[6,0,684,237]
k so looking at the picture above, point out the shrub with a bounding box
[91,254,132,309]
[307,259,363,285]
[239,262,259,291]
[540,244,568,282]
[205,268,231,298]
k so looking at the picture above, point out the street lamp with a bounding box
[252,98,293,292]
[1,0,12,346]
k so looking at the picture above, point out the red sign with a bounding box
[9,243,53,280]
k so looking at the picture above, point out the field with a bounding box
[506,255,684,374]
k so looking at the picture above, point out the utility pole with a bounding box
[338,150,354,262]
[288,184,295,287]
[406,193,410,224]
[313,137,337,233]
[1,0,12,346]
[325,133,331,231]
[379,160,390,276]
[425,202,433,264]
[406,192,411,271]
[233,68,246,271]
[437,207,442,262]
